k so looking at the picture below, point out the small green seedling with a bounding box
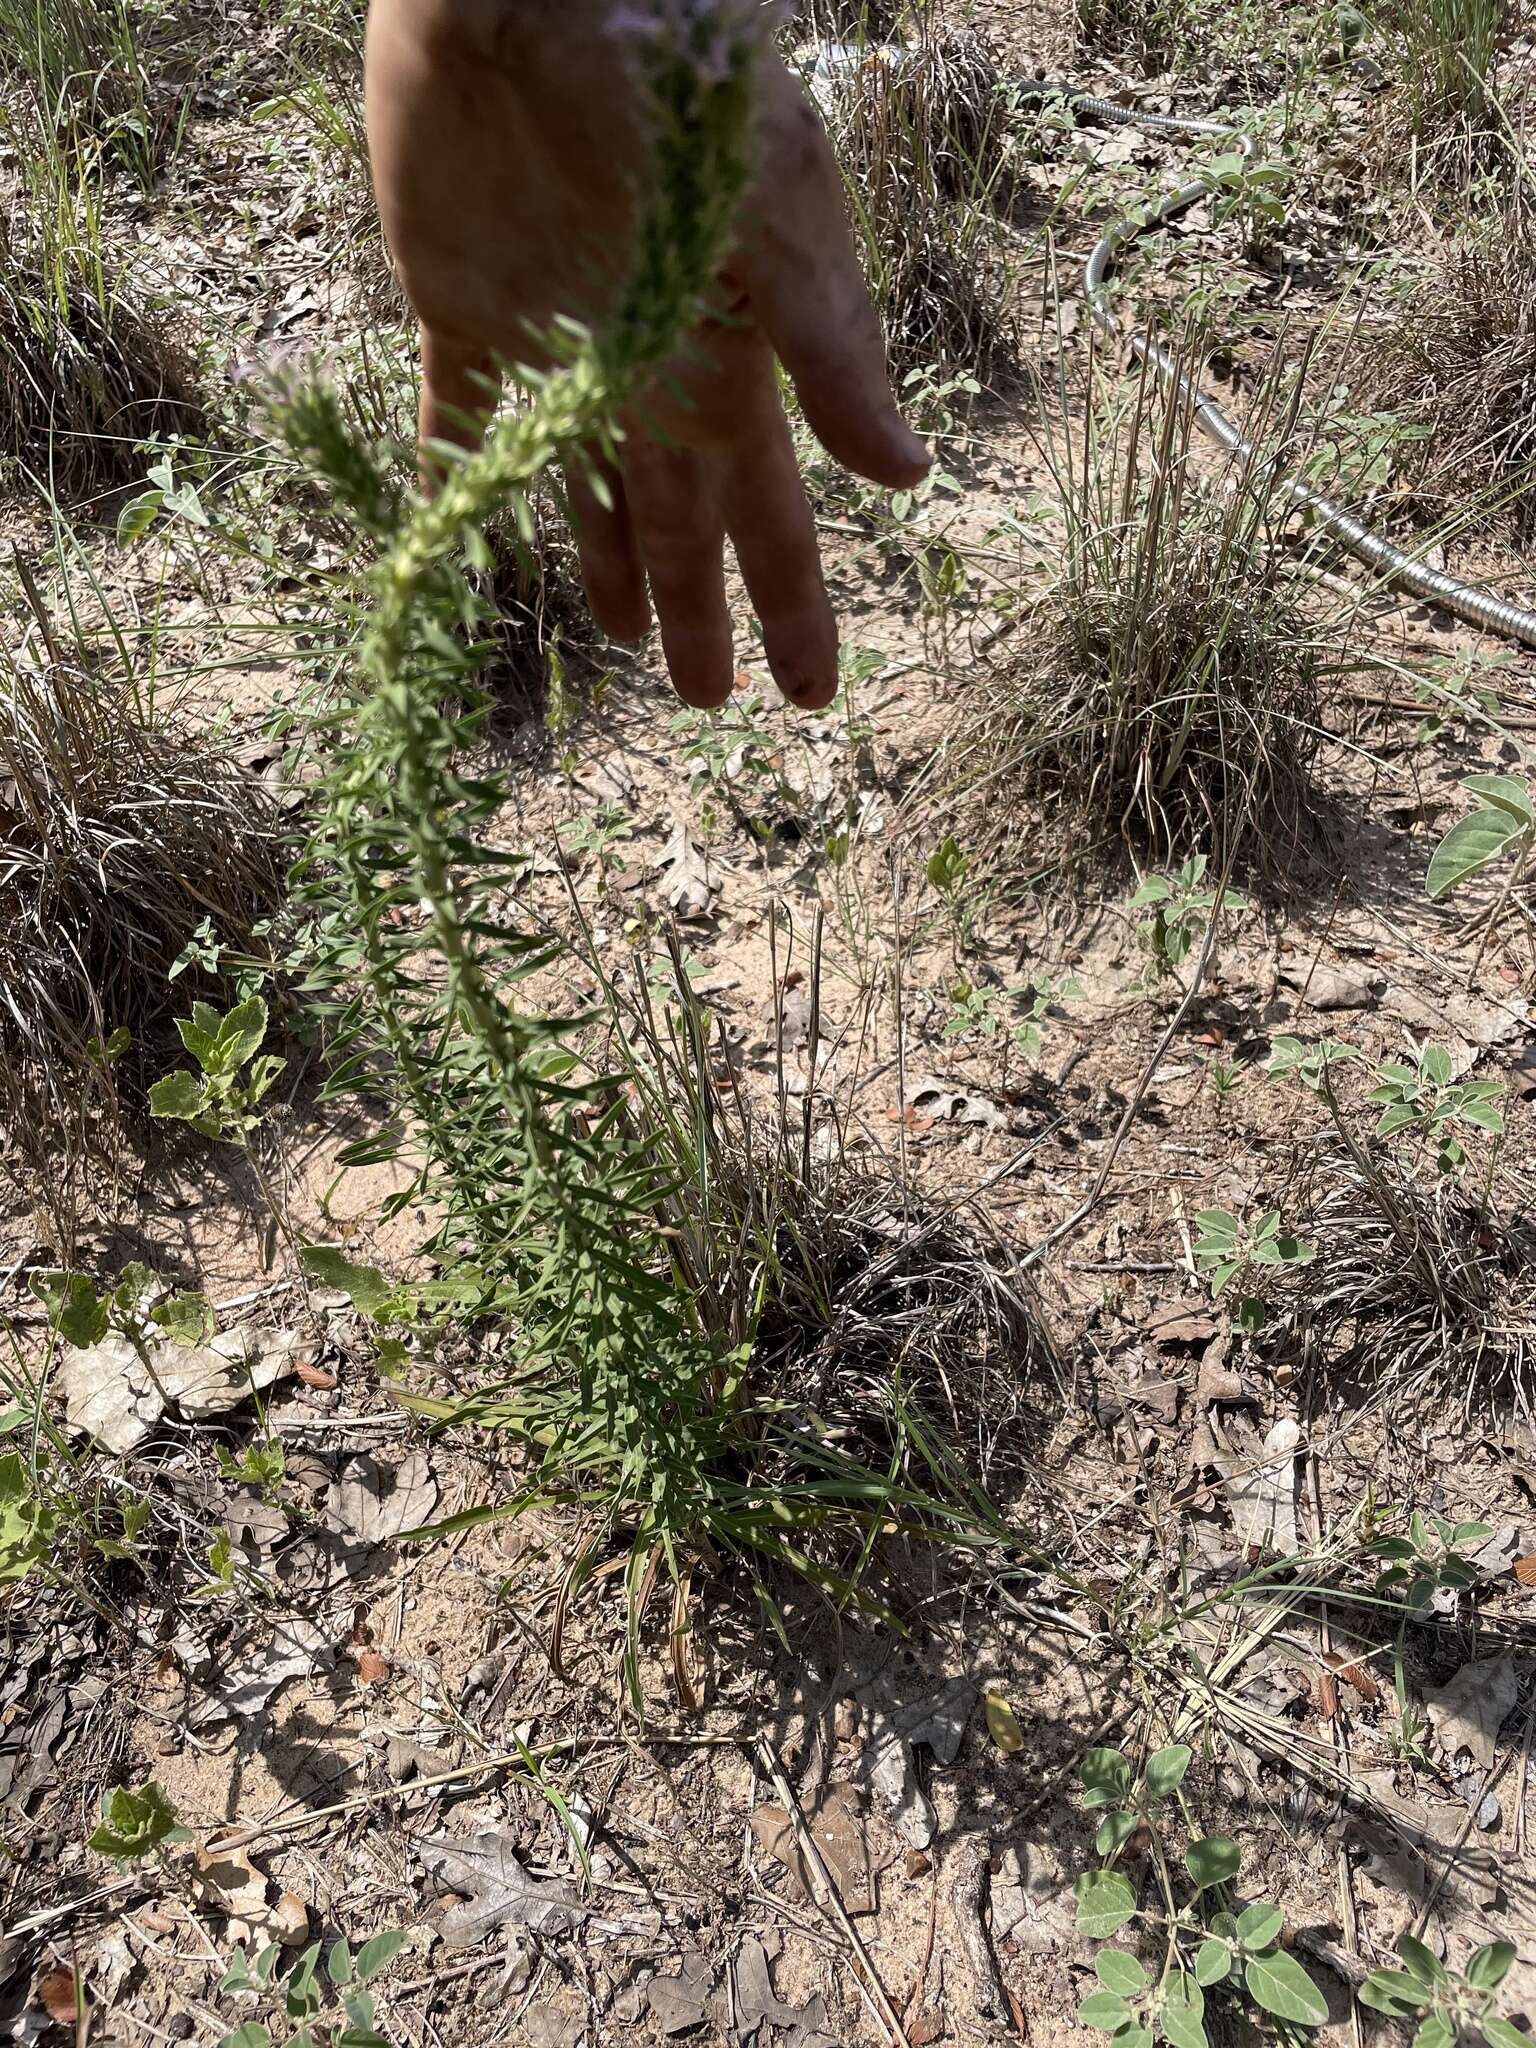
[1267,1035,1363,1093]
[1192,1208,1315,1332]
[942,973,1080,1069]
[1367,1042,1504,1173]
[0,1451,55,1585]
[216,1438,287,1500]
[217,1928,407,2048]
[89,1781,190,1860]
[1360,1934,1528,2048]
[926,836,981,950]
[559,803,633,888]
[1364,1506,1493,1615]
[1074,1744,1327,2046]
[1131,858,1242,984]
[1203,1056,1247,1103]
[150,996,285,1142]
[1426,775,1535,902]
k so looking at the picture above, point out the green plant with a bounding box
[942,972,1079,1064]
[0,646,281,1237]
[1267,1035,1362,1093]
[1298,392,1433,499]
[559,803,634,890]
[0,1448,54,1582]
[1363,1502,1493,1613]
[926,834,984,950]
[149,996,286,1144]
[1361,1934,1526,2048]
[1203,1056,1247,1103]
[1367,1042,1504,1173]
[1380,0,1506,166]
[268,11,1006,1702]
[216,1929,407,2048]
[88,1780,189,1859]
[1131,857,1243,984]
[1192,1207,1316,1331]
[1426,775,1534,902]
[0,0,192,189]
[1412,650,1510,744]
[1073,1744,1327,2045]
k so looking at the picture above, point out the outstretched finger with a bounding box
[717,394,838,710]
[563,447,651,643]
[620,436,735,709]
[732,69,930,491]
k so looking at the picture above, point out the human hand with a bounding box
[364,0,928,710]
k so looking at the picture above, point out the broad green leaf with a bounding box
[213,995,269,1074]
[1236,1903,1285,1949]
[1194,1941,1231,1988]
[1096,1810,1139,1857]
[1075,1870,1138,1939]
[301,1246,396,1319]
[1111,2028,1153,2048]
[1079,1747,1132,1809]
[151,1290,215,1348]
[1463,772,1536,824]
[327,1938,353,1986]
[1397,1935,1449,1987]
[1096,1951,1148,1996]
[0,1454,53,1585]
[352,1930,408,1984]
[1244,1949,1329,2026]
[1466,1943,1517,1992]
[1426,806,1525,900]
[1079,1993,1132,2031]
[1143,1744,1191,1802]
[216,2027,272,2048]
[32,1269,109,1348]
[148,1070,210,1123]
[1414,2018,1455,2048]
[1162,2005,1208,2048]
[1183,1836,1240,1890]
[1479,2016,1532,2048]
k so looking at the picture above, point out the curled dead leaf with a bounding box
[984,1691,1023,1754]
[297,1359,337,1389]
[356,1649,390,1686]
[1514,1555,1536,1586]
[34,1966,77,2023]
[1323,1650,1379,1705]
[1318,1671,1340,1720]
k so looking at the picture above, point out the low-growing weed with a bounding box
[1362,1500,1493,1614]
[1072,1743,1328,2045]
[1131,857,1243,986]
[1361,1933,1525,2048]
[1192,1207,1316,1331]
[216,1930,408,2048]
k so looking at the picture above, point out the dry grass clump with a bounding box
[967,365,1322,872]
[0,214,204,501]
[0,647,284,1220]
[1357,199,1536,533]
[478,492,604,714]
[801,0,908,40]
[620,960,1057,1491]
[1376,0,1512,177]
[817,27,1015,378]
[1290,1142,1536,1417]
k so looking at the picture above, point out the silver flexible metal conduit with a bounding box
[1033,86,1536,648]
[807,46,1536,651]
